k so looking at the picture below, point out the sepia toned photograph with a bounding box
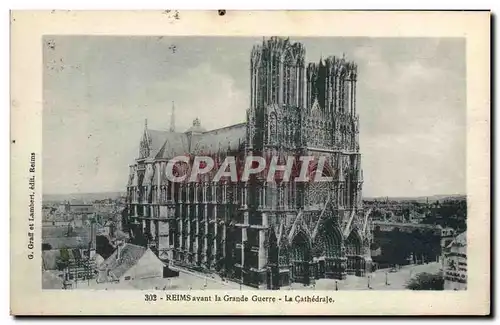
[41,35,467,292]
[10,11,490,315]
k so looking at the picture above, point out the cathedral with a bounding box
[125,37,372,289]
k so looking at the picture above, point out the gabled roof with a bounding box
[446,231,467,249]
[93,253,105,266]
[98,243,148,279]
[142,122,247,161]
[43,225,89,238]
[42,248,83,270]
[146,130,172,158]
[155,132,190,159]
[190,123,246,154]
[42,236,91,250]
[42,250,64,270]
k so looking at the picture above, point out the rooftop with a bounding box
[98,243,149,280]
[130,120,247,187]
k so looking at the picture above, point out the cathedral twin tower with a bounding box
[127,37,371,289]
[250,37,357,119]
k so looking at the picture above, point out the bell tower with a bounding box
[248,37,306,150]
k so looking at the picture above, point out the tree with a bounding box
[384,228,410,265]
[402,207,411,222]
[406,272,444,290]
[96,235,115,259]
[371,209,384,220]
[370,242,380,251]
[422,199,467,232]
[56,248,71,271]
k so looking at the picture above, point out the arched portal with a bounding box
[291,231,311,261]
[317,218,344,279]
[346,230,361,255]
[345,230,364,276]
[290,231,311,285]
[323,221,342,258]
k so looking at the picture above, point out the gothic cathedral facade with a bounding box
[126,37,372,289]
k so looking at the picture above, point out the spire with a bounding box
[143,118,149,142]
[169,101,176,132]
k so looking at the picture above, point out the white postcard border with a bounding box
[10,10,490,315]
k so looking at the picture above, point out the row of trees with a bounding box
[422,199,467,232]
[406,272,444,290]
[367,198,467,232]
[372,228,441,266]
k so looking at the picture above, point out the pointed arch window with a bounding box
[320,220,342,258]
[346,231,362,256]
[291,231,311,262]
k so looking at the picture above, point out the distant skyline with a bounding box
[43,36,466,197]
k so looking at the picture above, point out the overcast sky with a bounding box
[43,36,466,197]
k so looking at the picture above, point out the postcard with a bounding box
[10,10,490,315]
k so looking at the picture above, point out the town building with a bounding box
[125,37,372,288]
[42,205,55,221]
[58,203,95,215]
[97,243,165,283]
[443,231,467,290]
[440,227,456,264]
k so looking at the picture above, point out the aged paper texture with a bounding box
[10,10,490,315]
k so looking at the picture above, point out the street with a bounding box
[45,262,442,291]
[288,262,442,291]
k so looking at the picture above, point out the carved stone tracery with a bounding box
[127,37,370,288]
